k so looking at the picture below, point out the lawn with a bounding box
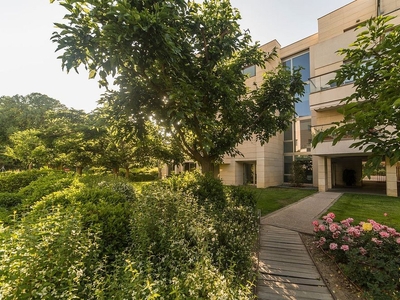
[254,186,317,216]
[321,193,400,230]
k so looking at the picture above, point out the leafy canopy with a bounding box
[313,16,400,175]
[51,0,304,173]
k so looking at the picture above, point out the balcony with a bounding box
[309,70,355,111]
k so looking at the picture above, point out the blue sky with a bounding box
[0,0,352,112]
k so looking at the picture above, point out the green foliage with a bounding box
[227,185,257,207]
[290,160,306,187]
[0,192,23,208]
[314,213,400,299]
[0,169,48,193]
[18,171,74,208]
[161,171,227,210]
[312,16,400,175]
[0,206,101,299]
[0,173,257,298]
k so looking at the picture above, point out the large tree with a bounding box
[313,16,400,175]
[51,0,304,174]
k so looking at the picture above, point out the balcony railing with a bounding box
[310,70,354,93]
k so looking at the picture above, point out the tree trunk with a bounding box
[125,166,130,179]
[76,166,83,175]
[112,166,119,177]
[199,158,219,178]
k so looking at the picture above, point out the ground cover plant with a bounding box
[0,170,259,299]
[314,194,400,299]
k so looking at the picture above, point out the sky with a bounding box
[0,0,353,112]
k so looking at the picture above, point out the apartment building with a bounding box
[219,0,400,196]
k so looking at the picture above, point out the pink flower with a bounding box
[329,223,337,232]
[318,224,326,232]
[332,231,341,239]
[312,220,319,227]
[326,217,333,224]
[340,245,349,251]
[327,212,336,219]
[372,238,383,245]
[340,218,354,227]
[319,237,326,246]
[387,227,397,235]
[359,247,367,255]
[329,243,338,250]
[379,231,390,238]
[396,238,400,244]
[347,227,361,238]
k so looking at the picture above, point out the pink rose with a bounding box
[372,238,383,245]
[329,243,338,250]
[318,224,326,231]
[396,238,400,244]
[312,220,319,227]
[359,247,367,255]
[379,231,390,238]
[327,212,336,219]
[340,245,349,251]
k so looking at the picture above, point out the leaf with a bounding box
[88,69,96,79]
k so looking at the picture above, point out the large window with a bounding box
[283,52,311,117]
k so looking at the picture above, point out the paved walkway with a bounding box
[257,192,342,299]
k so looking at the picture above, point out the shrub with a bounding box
[0,192,23,208]
[19,171,74,208]
[313,212,400,299]
[0,206,101,299]
[124,183,255,298]
[227,185,257,207]
[0,169,48,193]
[161,172,227,210]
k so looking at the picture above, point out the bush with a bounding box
[0,169,49,193]
[227,185,257,207]
[161,172,227,210]
[0,206,101,299]
[0,192,23,208]
[19,171,74,208]
[313,212,400,299]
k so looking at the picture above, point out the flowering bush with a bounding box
[313,213,400,299]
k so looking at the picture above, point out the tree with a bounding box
[4,130,50,169]
[92,101,183,177]
[313,16,400,175]
[51,0,304,175]
[0,93,67,169]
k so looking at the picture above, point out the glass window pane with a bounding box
[242,65,256,77]
[293,53,310,82]
[284,124,293,140]
[284,141,293,153]
[295,84,311,117]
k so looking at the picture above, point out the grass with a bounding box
[254,186,317,216]
[321,193,400,230]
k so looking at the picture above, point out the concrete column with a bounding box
[318,156,328,192]
[327,157,332,189]
[386,157,398,197]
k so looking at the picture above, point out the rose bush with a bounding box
[313,213,400,299]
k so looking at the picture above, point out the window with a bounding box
[282,52,311,117]
[242,65,256,78]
